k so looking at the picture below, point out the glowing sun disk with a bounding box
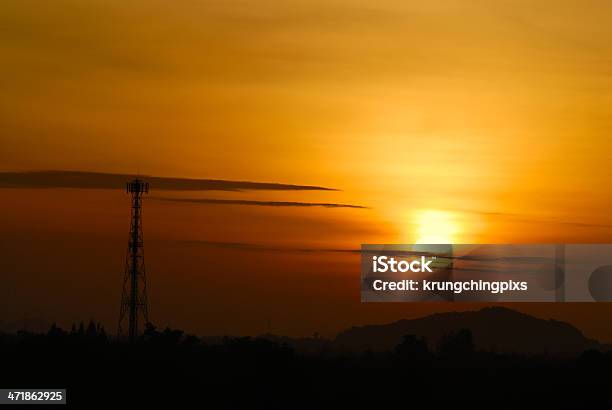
[415,210,458,244]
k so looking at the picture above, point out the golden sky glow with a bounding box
[3,0,612,244]
[2,0,612,339]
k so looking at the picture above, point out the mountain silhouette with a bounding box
[334,307,604,354]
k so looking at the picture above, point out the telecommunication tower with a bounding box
[118,179,150,341]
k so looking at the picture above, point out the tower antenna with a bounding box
[118,178,150,341]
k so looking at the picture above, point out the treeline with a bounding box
[3,321,612,366]
[2,323,612,406]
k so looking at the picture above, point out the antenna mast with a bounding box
[118,179,150,341]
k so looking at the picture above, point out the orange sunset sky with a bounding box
[2,0,612,340]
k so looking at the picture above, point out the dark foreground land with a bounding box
[2,322,612,408]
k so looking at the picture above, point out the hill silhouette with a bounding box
[334,307,604,354]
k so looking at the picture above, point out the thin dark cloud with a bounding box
[175,242,558,274]
[454,208,612,230]
[176,242,552,271]
[0,170,337,192]
[179,240,360,253]
[153,197,367,209]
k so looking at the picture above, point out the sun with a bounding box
[415,210,459,244]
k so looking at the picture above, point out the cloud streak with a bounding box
[153,197,367,209]
[178,240,360,253]
[0,171,337,192]
[456,208,612,230]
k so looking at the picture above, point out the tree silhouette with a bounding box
[47,323,66,338]
[86,320,97,339]
[437,328,474,357]
[394,334,430,365]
